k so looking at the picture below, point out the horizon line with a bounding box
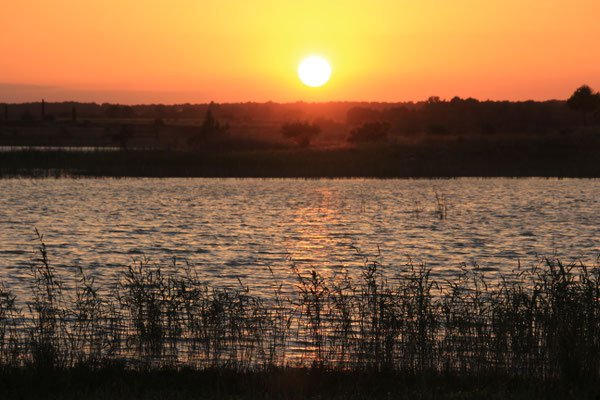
[0,97,572,106]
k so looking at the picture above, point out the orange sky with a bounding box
[1,0,599,104]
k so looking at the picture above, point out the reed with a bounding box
[434,190,448,219]
[1,233,600,393]
[0,282,20,368]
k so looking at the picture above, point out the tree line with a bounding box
[2,85,599,148]
[281,85,600,145]
[343,85,600,140]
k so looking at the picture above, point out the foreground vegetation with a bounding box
[1,233,600,398]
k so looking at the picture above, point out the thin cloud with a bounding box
[0,84,206,105]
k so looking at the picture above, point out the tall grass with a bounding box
[1,236,600,386]
[434,190,448,219]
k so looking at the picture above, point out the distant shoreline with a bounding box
[1,133,600,178]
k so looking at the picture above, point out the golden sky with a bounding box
[1,0,599,103]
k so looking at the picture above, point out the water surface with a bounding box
[1,178,599,300]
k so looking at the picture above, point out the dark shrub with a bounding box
[347,122,390,143]
[281,121,321,147]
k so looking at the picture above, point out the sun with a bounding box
[298,56,331,87]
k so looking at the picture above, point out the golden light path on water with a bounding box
[1,177,599,307]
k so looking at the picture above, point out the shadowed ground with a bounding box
[2,132,600,178]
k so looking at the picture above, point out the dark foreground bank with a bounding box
[1,367,596,400]
[1,133,600,177]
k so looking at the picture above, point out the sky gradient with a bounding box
[2,0,599,104]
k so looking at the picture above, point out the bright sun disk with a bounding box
[298,57,331,87]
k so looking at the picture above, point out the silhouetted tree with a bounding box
[347,122,390,143]
[187,109,228,149]
[202,110,216,134]
[39,99,56,121]
[567,85,600,125]
[281,121,321,147]
[72,106,77,121]
[3,104,7,121]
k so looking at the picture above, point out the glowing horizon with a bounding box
[1,0,599,104]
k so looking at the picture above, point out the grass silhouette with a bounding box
[1,234,600,398]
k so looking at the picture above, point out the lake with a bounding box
[1,177,599,301]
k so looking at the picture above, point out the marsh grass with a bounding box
[413,200,424,218]
[1,235,600,393]
[434,191,448,219]
[0,282,19,367]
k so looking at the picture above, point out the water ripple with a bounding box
[0,177,599,300]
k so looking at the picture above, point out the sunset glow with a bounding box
[1,0,600,103]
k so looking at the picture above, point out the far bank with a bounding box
[1,133,599,178]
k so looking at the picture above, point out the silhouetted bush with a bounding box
[347,122,390,143]
[281,121,321,147]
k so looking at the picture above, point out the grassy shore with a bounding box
[1,234,600,398]
[2,132,600,178]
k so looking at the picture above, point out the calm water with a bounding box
[1,178,599,300]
